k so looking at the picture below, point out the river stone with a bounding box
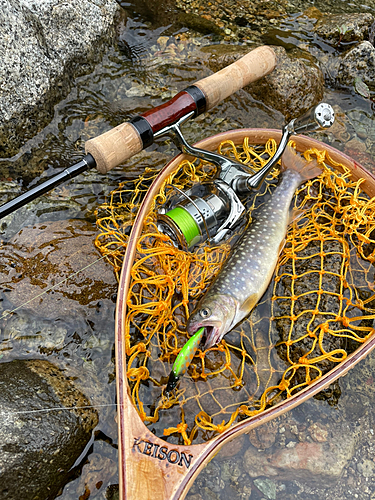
[336,41,375,90]
[314,13,374,46]
[242,46,323,122]
[0,0,121,157]
[0,218,117,319]
[0,358,98,500]
[253,478,277,500]
[243,412,364,487]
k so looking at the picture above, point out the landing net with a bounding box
[95,138,375,445]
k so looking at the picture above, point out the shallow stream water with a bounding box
[1,0,375,499]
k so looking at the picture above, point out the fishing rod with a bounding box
[0,46,276,220]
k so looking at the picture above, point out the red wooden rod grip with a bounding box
[141,91,196,134]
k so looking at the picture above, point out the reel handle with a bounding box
[85,45,276,174]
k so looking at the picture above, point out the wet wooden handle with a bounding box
[85,46,276,174]
[194,45,276,109]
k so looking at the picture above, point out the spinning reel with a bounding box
[156,103,335,250]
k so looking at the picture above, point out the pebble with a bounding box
[253,478,277,500]
[357,459,375,478]
[308,422,329,443]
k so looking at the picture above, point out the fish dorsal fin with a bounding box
[240,294,258,315]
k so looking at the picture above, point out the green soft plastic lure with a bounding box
[165,327,205,394]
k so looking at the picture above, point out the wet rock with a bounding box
[243,414,363,487]
[198,460,225,493]
[77,441,118,499]
[0,218,117,319]
[177,11,224,36]
[0,195,82,240]
[220,457,243,483]
[253,477,277,499]
[0,0,121,157]
[186,494,204,500]
[176,0,288,42]
[314,13,374,46]
[1,309,67,356]
[357,458,375,478]
[105,484,120,500]
[347,108,375,143]
[0,358,98,500]
[248,420,278,450]
[188,447,250,499]
[308,422,328,442]
[344,143,375,175]
[245,46,324,121]
[217,434,246,458]
[336,41,375,90]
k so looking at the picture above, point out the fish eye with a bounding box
[200,307,211,318]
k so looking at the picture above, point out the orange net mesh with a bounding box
[95,138,375,445]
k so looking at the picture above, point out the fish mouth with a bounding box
[200,324,223,350]
[188,317,225,350]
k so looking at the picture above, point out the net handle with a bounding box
[85,46,276,173]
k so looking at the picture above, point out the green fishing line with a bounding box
[165,207,200,246]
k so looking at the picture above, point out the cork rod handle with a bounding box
[193,45,276,109]
[85,46,276,174]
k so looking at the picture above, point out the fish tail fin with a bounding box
[281,146,321,182]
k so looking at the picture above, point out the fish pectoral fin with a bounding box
[278,238,286,255]
[288,207,306,225]
[239,294,258,315]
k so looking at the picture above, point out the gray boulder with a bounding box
[0,359,99,500]
[0,0,121,157]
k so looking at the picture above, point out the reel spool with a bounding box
[157,181,243,250]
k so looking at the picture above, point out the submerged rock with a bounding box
[336,41,375,90]
[0,358,98,500]
[314,13,374,46]
[243,408,364,487]
[0,218,117,320]
[77,440,118,499]
[253,477,277,500]
[0,0,121,157]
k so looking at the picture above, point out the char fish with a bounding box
[187,146,321,349]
